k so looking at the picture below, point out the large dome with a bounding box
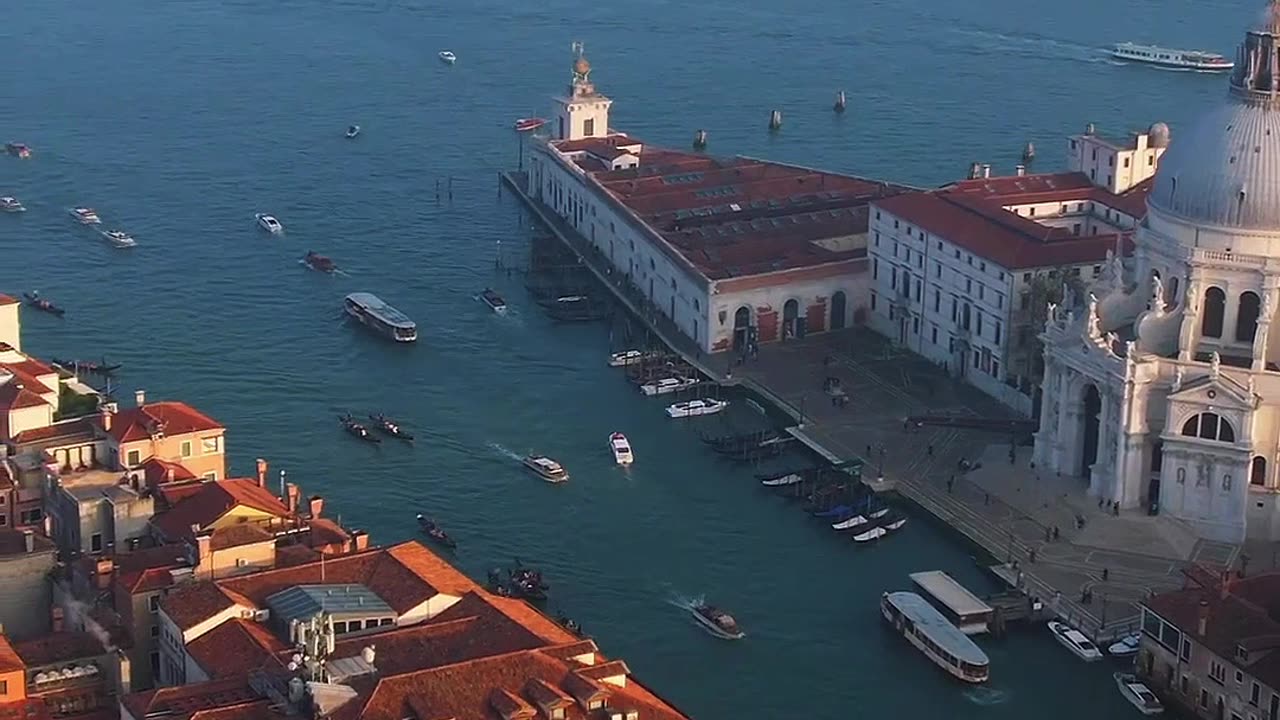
[1148,1,1280,231]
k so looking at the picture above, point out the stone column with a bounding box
[1117,433,1149,509]
[1033,362,1059,468]
[1089,388,1112,498]
[1178,278,1202,362]
[1253,286,1277,371]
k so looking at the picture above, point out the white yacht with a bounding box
[1111,42,1233,71]
[640,377,697,396]
[609,432,634,465]
[1114,673,1164,715]
[438,51,456,64]
[666,398,729,418]
[99,230,137,248]
[689,603,745,640]
[608,349,657,367]
[255,213,283,233]
[1048,620,1103,662]
[522,455,568,483]
[69,207,100,224]
[1108,634,1141,657]
[0,197,25,213]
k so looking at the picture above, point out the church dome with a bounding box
[1148,1,1280,231]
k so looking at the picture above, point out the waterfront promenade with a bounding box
[501,168,1239,642]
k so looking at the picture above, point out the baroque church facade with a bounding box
[1034,2,1280,543]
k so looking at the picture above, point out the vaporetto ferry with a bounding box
[1112,42,1233,71]
[881,591,990,683]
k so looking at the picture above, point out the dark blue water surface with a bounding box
[0,0,1249,717]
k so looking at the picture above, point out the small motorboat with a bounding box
[690,603,745,640]
[5,143,31,158]
[514,117,547,132]
[303,251,337,273]
[1108,634,1141,658]
[0,197,25,213]
[345,124,360,139]
[99,230,137,248]
[640,377,698,396]
[1114,672,1164,715]
[415,514,457,549]
[51,357,121,375]
[255,213,283,234]
[438,51,456,64]
[523,454,568,483]
[1048,620,1104,662]
[69,207,101,224]
[609,432,634,465]
[22,292,65,317]
[369,413,413,441]
[479,288,507,313]
[339,414,381,444]
[666,398,729,418]
[608,349,656,367]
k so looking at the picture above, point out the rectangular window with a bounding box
[1236,670,1245,685]
[874,231,880,246]
[150,595,161,613]
[150,625,160,638]
[333,621,348,634]
[0,515,7,527]
[1180,637,1191,661]
[202,437,220,453]
[583,118,595,136]
[872,258,878,279]
[978,285,985,300]
[991,359,1000,378]
[977,314,984,335]
[994,322,1002,345]
[912,316,920,334]
[966,278,972,293]
[931,327,938,344]
[0,680,7,695]
[1251,682,1260,706]
[870,293,877,311]
[933,289,941,313]
[1210,661,1227,685]
[126,449,141,467]
[202,471,217,481]
[90,533,103,553]
[181,441,192,458]
[972,350,980,368]
[915,280,922,302]
[934,263,941,278]
[893,242,899,258]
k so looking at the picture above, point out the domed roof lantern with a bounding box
[568,41,596,98]
[1232,0,1280,106]
[1148,122,1171,148]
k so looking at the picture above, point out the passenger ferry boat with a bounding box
[609,432,634,465]
[881,591,990,683]
[523,455,568,483]
[1048,620,1103,662]
[343,292,418,342]
[1111,42,1233,71]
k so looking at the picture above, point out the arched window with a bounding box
[1181,412,1236,442]
[1252,456,1268,486]
[1202,286,1226,338]
[1237,291,1261,343]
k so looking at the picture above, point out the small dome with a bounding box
[1148,122,1170,148]
[574,56,591,75]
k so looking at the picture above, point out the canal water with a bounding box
[0,0,1248,716]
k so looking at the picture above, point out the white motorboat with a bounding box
[99,230,137,248]
[608,349,656,367]
[255,213,283,233]
[666,398,729,418]
[1108,634,1141,657]
[689,603,744,640]
[69,207,100,224]
[0,196,25,213]
[1111,42,1233,71]
[438,51,456,64]
[479,289,507,313]
[609,432,634,465]
[523,454,568,483]
[760,472,802,487]
[1048,620,1103,662]
[832,514,869,530]
[1114,673,1164,715]
[640,377,698,396]
[345,124,360,139]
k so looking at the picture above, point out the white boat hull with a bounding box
[1115,674,1164,715]
[666,399,728,418]
[853,526,886,542]
[761,473,802,487]
[689,609,744,640]
[832,514,867,530]
[610,434,634,465]
[1049,621,1103,662]
[641,379,696,396]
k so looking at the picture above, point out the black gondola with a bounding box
[555,613,584,637]
[369,413,414,441]
[339,414,381,443]
[415,514,456,549]
[22,292,65,317]
[50,357,122,375]
[488,560,549,602]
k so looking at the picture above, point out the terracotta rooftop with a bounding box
[160,582,254,632]
[10,418,96,446]
[0,294,16,306]
[122,675,263,720]
[143,457,198,488]
[0,359,56,396]
[0,529,54,557]
[209,524,276,551]
[151,479,292,541]
[111,544,191,594]
[185,620,288,679]
[0,381,49,412]
[101,401,222,444]
[0,633,23,673]
[551,135,912,281]
[13,631,105,667]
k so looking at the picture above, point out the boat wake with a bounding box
[665,593,705,612]
[487,442,524,463]
[963,686,1010,706]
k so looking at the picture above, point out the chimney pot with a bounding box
[100,406,113,433]
[308,495,324,520]
[95,558,114,590]
[1015,164,1026,177]
[256,459,268,489]
[194,532,212,565]
[22,529,33,554]
[353,530,370,552]
[1198,599,1211,636]
[982,164,991,179]
[286,483,300,515]
[134,389,146,406]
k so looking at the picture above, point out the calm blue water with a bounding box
[0,0,1249,716]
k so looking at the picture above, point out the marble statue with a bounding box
[1150,274,1165,311]
[1086,293,1102,340]
[1210,351,1222,378]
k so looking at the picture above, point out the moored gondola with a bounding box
[488,561,549,602]
[415,514,457,549]
[22,292,65,317]
[339,414,381,443]
[369,413,414,441]
[51,357,121,375]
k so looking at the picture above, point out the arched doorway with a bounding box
[1080,384,1102,478]
[783,299,800,341]
[1148,440,1163,513]
[830,291,847,330]
[733,306,753,353]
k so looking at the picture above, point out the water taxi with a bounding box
[1114,672,1164,715]
[479,288,507,313]
[343,292,417,342]
[0,197,25,213]
[303,251,336,273]
[666,398,729,418]
[4,143,31,158]
[881,591,990,683]
[438,51,456,65]
[255,213,283,234]
[608,349,657,367]
[99,230,137,248]
[523,455,568,483]
[1111,42,1233,71]
[689,603,744,640]
[609,432,634,465]
[640,376,697,396]
[1048,620,1103,662]
[69,207,100,224]
[514,117,546,132]
[1108,633,1141,658]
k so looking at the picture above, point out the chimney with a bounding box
[1015,164,1026,177]
[194,531,212,566]
[22,529,33,554]
[286,483,300,515]
[95,557,114,590]
[308,495,324,519]
[353,530,369,551]
[100,405,113,433]
[134,389,146,407]
[1220,569,1232,600]
[164,465,175,484]
[50,606,64,633]
[256,458,268,488]
[981,164,991,179]
[1197,600,1210,636]
[1086,122,1096,135]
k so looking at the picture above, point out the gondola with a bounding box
[50,357,121,375]
[369,413,414,441]
[22,293,65,317]
[339,414,381,443]
[488,560,549,602]
[555,613,584,637]
[415,514,456,549]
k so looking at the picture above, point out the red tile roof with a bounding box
[13,632,105,667]
[159,583,248,632]
[142,458,198,488]
[0,361,55,396]
[121,675,262,720]
[151,479,292,541]
[0,295,16,306]
[101,401,222,444]
[184,620,287,679]
[302,518,351,549]
[10,418,96,446]
[209,524,275,551]
[111,544,191,594]
[0,634,24,673]
[0,381,49,411]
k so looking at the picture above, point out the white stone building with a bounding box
[867,141,1160,413]
[523,46,914,355]
[1034,3,1280,543]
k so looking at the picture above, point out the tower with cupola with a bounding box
[553,42,612,141]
